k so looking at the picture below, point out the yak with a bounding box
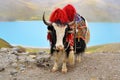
[42,5,90,73]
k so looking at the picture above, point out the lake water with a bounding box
[0,21,120,47]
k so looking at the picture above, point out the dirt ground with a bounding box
[0,52,120,80]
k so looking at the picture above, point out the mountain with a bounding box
[0,0,120,22]
[0,38,12,48]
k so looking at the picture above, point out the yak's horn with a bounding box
[43,12,51,26]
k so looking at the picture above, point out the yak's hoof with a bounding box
[51,68,58,72]
[77,59,81,63]
[77,58,81,63]
[76,56,82,63]
[69,61,75,66]
[62,68,67,73]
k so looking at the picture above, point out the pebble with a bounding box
[36,54,52,68]
[10,69,18,76]
[16,52,29,56]
[19,64,26,71]
[0,67,5,72]
[18,56,27,63]
[11,63,18,68]
[26,56,36,63]
[29,55,36,59]
[0,48,9,52]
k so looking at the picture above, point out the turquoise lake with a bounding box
[0,21,120,47]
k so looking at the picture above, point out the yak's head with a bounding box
[43,12,74,51]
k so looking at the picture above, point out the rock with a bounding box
[29,55,36,59]
[36,53,52,68]
[8,50,18,55]
[36,54,50,62]
[16,52,29,56]
[0,48,9,52]
[36,61,51,68]
[7,48,19,55]
[19,64,26,71]
[18,55,36,64]
[12,47,20,52]
[18,56,27,63]
[0,67,5,72]
[29,52,36,55]
[13,77,17,80]
[36,52,50,66]
[10,69,18,76]
[11,63,18,68]
[7,53,17,63]
[12,46,26,53]
[0,52,17,68]
[37,51,47,55]
[26,56,36,63]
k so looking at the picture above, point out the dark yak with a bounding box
[43,4,90,73]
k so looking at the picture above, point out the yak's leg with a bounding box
[76,53,83,63]
[52,52,58,72]
[62,58,67,73]
[61,52,67,73]
[68,46,75,66]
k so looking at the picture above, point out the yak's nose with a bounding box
[56,45,64,50]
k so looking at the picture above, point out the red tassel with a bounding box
[49,8,68,24]
[63,4,76,22]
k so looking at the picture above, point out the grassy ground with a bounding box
[0,38,12,48]
[86,43,120,54]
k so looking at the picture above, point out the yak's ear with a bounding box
[47,25,53,31]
